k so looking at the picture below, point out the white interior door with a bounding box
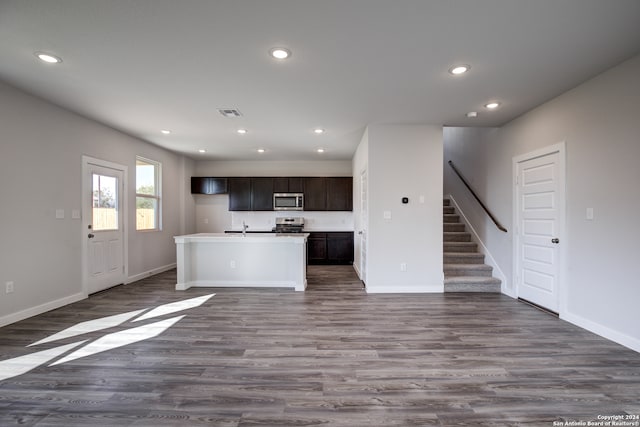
[83,158,126,294]
[515,148,564,312]
[359,169,367,285]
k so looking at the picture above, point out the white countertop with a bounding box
[175,233,309,243]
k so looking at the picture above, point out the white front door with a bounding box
[83,158,127,294]
[514,145,564,312]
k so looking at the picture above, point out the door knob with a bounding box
[88,233,95,239]
[551,238,559,244]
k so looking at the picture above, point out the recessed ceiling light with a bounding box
[314,128,325,134]
[316,148,325,153]
[161,129,171,134]
[237,129,247,134]
[198,149,206,153]
[448,64,470,75]
[485,102,500,109]
[257,148,266,153]
[35,52,62,64]
[269,47,291,60]
[466,112,478,118]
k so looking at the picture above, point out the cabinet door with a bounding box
[273,177,290,193]
[251,178,274,210]
[228,177,251,211]
[191,177,210,194]
[288,177,304,193]
[307,233,327,264]
[326,177,353,211]
[303,177,327,211]
[327,232,354,264]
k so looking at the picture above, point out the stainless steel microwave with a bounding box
[273,193,304,211]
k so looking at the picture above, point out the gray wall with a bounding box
[0,81,195,326]
[444,54,640,351]
[356,124,443,292]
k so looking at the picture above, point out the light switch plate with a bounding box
[383,210,392,220]
[71,209,81,219]
[586,207,594,220]
[55,209,65,219]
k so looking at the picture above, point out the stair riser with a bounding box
[444,223,465,232]
[444,268,492,279]
[443,215,460,223]
[444,233,471,242]
[443,206,455,214]
[444,243,478,253]
[443,199,451,206]
[444,254,485,264]
[444,283,501,293]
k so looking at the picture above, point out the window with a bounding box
[92,173,119,231]
[136,157,161,230]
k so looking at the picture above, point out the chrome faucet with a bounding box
[242,220,248,236]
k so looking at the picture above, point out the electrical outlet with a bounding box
[230,260,236,269]
[5,281,14,294]
[400,263,407,272]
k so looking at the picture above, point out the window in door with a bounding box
[136,157,161,231]
[92,174,119,231]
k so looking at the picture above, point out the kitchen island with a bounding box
[174,233,308,291]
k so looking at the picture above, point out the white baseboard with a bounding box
[352,263,362,280]
[366,284,444,294]
[176,280,299,291]
[562,311,640,353]
[446,195,514,298]
[126,263,176,284]
[0,292,86,328]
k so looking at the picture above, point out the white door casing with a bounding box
[513,143,565,313]
[359,169,368,285]
[82,156,128,295]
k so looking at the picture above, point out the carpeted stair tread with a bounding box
[444,252,485,264]
[444,263,493,277]
[444,232,471,242]
[443,214,460,223]
[444,242,477,252]
[444,223,465,232]
[444,276,501,293]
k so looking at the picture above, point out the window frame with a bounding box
[135,156,162,231]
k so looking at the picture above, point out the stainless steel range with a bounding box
[273,217,305,233]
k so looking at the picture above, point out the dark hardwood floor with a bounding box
[1,266,639,426]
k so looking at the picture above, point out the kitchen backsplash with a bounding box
[195,194,354,232]
[231,211,354,232]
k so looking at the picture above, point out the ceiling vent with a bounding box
[218,109,242,118]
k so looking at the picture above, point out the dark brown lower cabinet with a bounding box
[307,232,354,265]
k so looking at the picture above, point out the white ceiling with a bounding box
[1,1,639,161]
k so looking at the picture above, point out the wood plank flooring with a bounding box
[1,266,639,426]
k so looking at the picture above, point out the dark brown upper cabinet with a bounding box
[326,177,353,211]
[303,177,327,211]
[228,177,274,211]
[224,176,352,211]
[190,177,228,194]
[273,177,304,193]
[228,177,251,211]
[250,177,274,211]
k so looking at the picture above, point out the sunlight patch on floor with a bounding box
[50,316,185,366]
[28,309,146,347]
[133,294,214,322]
[0,341,87,381]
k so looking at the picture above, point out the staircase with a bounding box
[443,199,501,292]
